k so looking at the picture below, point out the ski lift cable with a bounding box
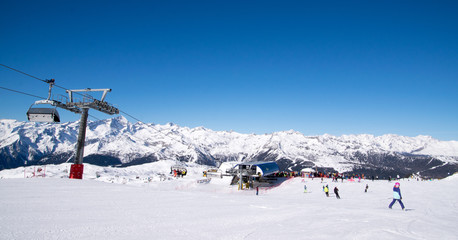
[88,114,101,121]
[0,86,46,99]
[1,84,139,123]
[0,63,48,83]
[2,87,157,142]
[0,64,115,103]
[0,85,101,121]
[119,109,142,122]
[1,64,142,122]
[0,65,115,115]
[0,64,95,100]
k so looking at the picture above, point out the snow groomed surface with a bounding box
[1,163,457,240]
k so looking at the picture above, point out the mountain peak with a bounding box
[112,115,128,124]
[1,117,457,178]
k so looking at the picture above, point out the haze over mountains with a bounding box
[1,117,457,178]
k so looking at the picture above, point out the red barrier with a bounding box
[69,164,84,179]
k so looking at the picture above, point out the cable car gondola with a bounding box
[26,79,61,123]
[26,100,61,123]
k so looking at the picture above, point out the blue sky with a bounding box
[1,0,457,140]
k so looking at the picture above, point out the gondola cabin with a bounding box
[27,107,60,123]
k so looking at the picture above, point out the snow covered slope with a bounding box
[1,117,458,178]
[0,167,457,240]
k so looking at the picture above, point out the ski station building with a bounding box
[300,168,316,178]
[225,161,280,188]
[237,162,280,177]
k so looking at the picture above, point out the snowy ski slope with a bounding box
[0,163,457,240]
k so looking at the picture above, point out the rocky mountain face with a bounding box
[1,117,457,178]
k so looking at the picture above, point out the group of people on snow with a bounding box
[303,181,405,210]
[170,168,187,178]
[321,184,340,199]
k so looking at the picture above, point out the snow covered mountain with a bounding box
[1,116,457,178]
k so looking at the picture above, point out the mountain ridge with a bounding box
[1,116,457,178]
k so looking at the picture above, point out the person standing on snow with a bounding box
[334,186,340,199]
[365,184,369,193]
[324,185,329,197]
[389,182,405,210]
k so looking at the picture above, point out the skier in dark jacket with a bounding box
[389,182,405,210]
[334,186,340,199]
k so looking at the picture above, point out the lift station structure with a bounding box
[27,79,119,179]
[225,162,280,189]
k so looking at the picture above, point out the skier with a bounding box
[389,182,405,210]
[334,186,340,199]
[365,184,369,193]
[324,185,329,197]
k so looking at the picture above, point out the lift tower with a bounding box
[27,81,119,179]
[66,89,119,179]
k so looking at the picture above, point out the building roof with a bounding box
[237,161,280,176]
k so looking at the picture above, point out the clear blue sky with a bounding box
[1,0,457,140]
